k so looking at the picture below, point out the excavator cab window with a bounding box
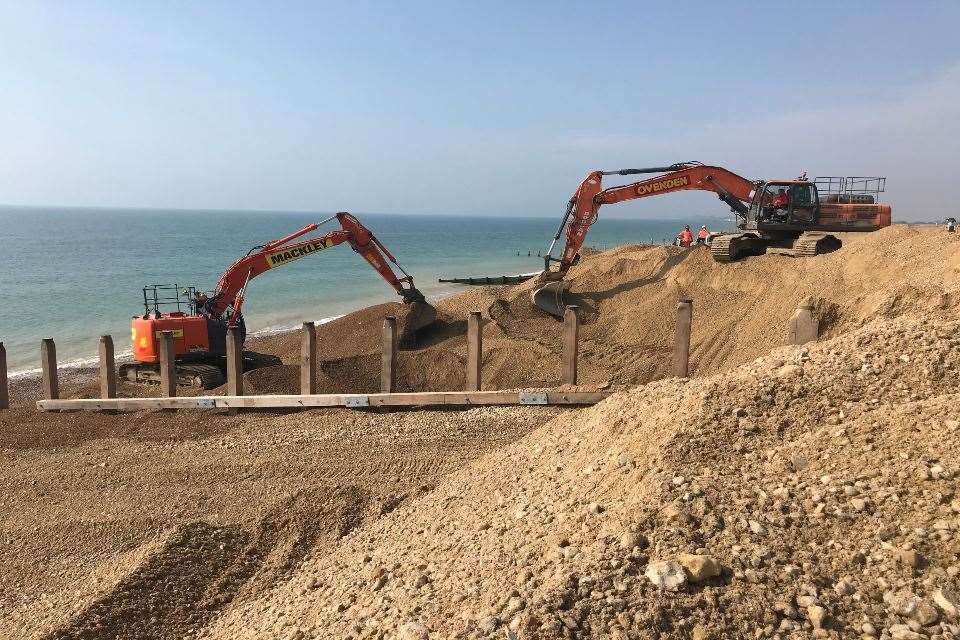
[787,183,818,224]
[753,182,819,225]
[756,183,790,223]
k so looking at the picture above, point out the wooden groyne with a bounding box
[0,298,820,413]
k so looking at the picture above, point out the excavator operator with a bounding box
[190,290,214,316]
[762,188,789,222]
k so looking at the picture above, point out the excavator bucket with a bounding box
[530,280,571,319]
[405,301,438,332]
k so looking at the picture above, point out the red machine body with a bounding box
[131,314,210,364]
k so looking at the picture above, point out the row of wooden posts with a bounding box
[4,304,593,406]
[0,296,815,410]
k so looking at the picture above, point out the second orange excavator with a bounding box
[122,212,435,388]
[533,161,890,316]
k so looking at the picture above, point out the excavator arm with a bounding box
[207,212,425,326]
[542,162,757,279]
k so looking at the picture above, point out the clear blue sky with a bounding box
[1,1,958,219]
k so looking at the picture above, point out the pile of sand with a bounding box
[201,312,960,640]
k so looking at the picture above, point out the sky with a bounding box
[1,1,958,220]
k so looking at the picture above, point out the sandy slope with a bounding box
[203,313,960,640]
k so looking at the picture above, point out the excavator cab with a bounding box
[748,181,820,228]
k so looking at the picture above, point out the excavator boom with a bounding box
[543,162,756,277]
[210,212,425,324]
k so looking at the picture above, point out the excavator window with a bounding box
[787,184,818,223]
[757,184,789,222]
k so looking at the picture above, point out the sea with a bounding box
[0,206,724,375]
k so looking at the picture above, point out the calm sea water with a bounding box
[0,207,721,373]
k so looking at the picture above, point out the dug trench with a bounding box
[2,224,959,638]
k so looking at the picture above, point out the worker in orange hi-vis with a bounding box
[679,225,693,247]
[697,225,710,245]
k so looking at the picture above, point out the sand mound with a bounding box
[239,364,347,396]
[481,225,960,387]
[202,312,960,639]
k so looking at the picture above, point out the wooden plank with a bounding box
[562,305,579,385]
[466,311,482,391]
[381,316,397,394]
[41,338,59,400]
[98,335,117,399]
[158,330,176,397]
[366,392,516,407]
[226,327,243,397]
[672,297,693,378]
[300,321,317,395]
[39,397,220,411]
[220,394,347,409]
[0,342,8,409]
[37,390,610,412]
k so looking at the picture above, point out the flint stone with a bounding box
[645,560,686,591]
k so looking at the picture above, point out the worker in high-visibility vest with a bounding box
[679,225,693,247]
[697,225,710,245]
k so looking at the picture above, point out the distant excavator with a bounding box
[121,212,435,388]
[532,162,891,317]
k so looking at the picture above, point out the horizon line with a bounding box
[0,202,734,221]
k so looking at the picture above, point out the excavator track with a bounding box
[119,362,226,389]
[791,232,842,257]
[709,233,768,263]
[178,364,225,389]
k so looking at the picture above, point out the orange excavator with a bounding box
[121,212,435,388]
[532,161,891,316]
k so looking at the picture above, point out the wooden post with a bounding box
[301,322,317,395]
[158,330,177,398]
[466,311,482,391]
[0,342,8,409]
[787,299,819,346]
[562,305,579,385]
[226,327,243,397]
[98,335,117,399]
[381,316,397,394]
[672,297,693,378]
[41,338,59,400]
